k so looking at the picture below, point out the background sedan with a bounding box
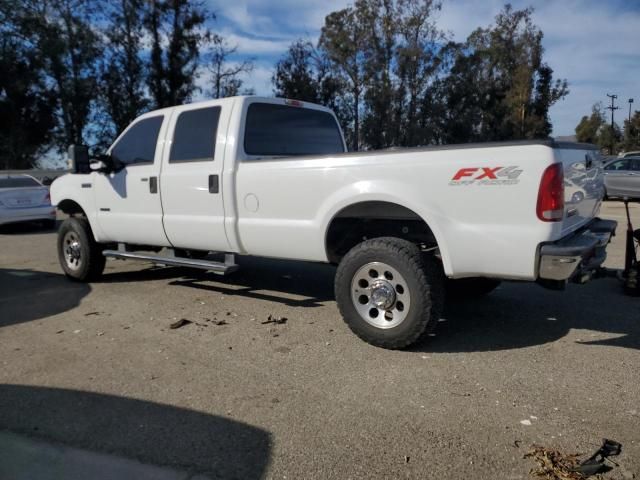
[604,157,640,200]
[0,174,57,229]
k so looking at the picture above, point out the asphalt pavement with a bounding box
[0,202,638,479]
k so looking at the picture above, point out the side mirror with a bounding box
[89,154,126,174]
[89,160,108,172]
[68,145,90,174]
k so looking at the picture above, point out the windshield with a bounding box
[0,176,42,188]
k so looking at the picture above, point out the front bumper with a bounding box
[538,218,617,283]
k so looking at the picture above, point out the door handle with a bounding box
[208,175,219,194]
[149,176,158,194]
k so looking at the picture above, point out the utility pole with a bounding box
[606,93,619,154]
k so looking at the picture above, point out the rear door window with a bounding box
[630,159,640,171]
[244,103,344,157]
[170,107,221,163]
[111,116,163,166]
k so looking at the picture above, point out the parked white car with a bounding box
[50,96,616,349]
[0,174,56,228]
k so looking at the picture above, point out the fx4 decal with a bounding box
[449,166,523,186]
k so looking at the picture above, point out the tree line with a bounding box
[575,103,640,155]
[1,0,574,169]
[275,2,568,152]
[0,0,253,169]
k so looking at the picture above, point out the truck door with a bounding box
[94,114,170,246]
[159,103,231,252]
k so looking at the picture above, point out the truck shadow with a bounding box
[0,384,271,479]
[98,259,638,352]
[0,268,90,328]
[424,277,640,352]
[101,256,337,308]
[0,220,58,235]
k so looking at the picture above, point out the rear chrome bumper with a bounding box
[538,218,617,283]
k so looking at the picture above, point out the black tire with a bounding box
[57,217,106,281]
[335,237,444,349]
[445,277,501,299]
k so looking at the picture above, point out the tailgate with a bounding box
[555,145,604,235]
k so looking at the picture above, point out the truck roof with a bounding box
[137,96,334,119]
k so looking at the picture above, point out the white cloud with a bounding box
[534,1,639,134]
[245,64,275,95]
[436,0,501,39]
[208,0,350,37]
[208,0,639,136]
[194,61,273,99]
[212,2,278,34]
[438,0,640,135]
[221,31,291,55]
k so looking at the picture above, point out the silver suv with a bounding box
[604,156,640,199]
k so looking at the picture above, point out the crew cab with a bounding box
[50,96,616,349]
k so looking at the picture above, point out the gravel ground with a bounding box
[0,202,638,479]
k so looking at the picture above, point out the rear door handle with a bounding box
[149,176,158,194]
[208,175,219,194]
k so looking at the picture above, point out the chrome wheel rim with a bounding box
[63,231,82,271]
[350,262,410,329]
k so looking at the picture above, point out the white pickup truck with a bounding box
[51,96,616,349]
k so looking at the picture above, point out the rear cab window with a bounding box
[243,103,344,158]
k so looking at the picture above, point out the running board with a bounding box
[102,250,239,275]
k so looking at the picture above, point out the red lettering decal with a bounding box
[452,168,479,181]
[476,167,502,180]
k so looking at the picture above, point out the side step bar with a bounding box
[102,250,239,275]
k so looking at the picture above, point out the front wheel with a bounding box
[335,237,444,349]
[57,217,106,281]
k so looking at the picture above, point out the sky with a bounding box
[204,0,640,137]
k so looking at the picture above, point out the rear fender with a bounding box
[318,181,452,275]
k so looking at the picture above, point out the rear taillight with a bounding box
[537,163,564,222]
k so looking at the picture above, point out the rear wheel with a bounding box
[335,237,444,349]
[57,217,106,281]
[445,277,501,299]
